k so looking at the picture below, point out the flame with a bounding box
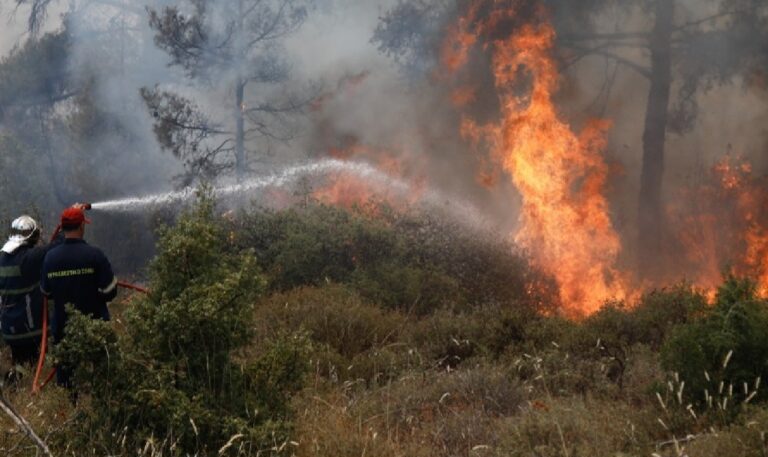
[313,142,424,211]
[313,175,383,209]
[717,156,768,296]
[714,157,753,190]
[307,1,768,313]
[450,85,478,107]
[440,3,479,73]
[670,154,768,296]
[449,3,628,315]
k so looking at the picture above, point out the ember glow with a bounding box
[668,154,768,295]
[313,143,425,210]
[306,0,768,315]
[712,155,768,294]
[448,4,628,315]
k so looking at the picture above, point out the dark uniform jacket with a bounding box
[0,240,61,346]
[41,238,117,342]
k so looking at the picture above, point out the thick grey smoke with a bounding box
[285,0,525,230]
[0,0,766,281]
[0,1,182,272]
[286,0,768,286]
[1,1,183,196]
[284,0,766,239]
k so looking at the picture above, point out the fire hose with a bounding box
[31,206,150,393]
[31,283,149,393]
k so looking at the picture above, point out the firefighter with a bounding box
[41,205,117,387]
[0,215,62,380]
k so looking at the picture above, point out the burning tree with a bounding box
[439,3,629,314]
[374,0,768,282]
[557,0,768,279]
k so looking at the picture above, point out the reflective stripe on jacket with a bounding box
[0,244,48,345]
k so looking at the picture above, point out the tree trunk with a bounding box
[234,0,246,182]
[235,79,246,182]
[38,108,70,206]
[638,0,674,280]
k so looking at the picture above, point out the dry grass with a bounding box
[290,343,766,457]
[293,364,524,457]
[0,375,79,456]
[2,284,768,456]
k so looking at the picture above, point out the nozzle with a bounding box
[83,203,92,211]
[73,202,92,211]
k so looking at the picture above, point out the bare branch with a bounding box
[672,9,752,33]
[246,0,296,48]
[558,31,650,42]
[567,44,651,79]
[0,395,53,457]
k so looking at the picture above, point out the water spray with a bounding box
[88,158,491,230]
[90,159,407,211]
[30,160,498,393]
[31,204,148,394]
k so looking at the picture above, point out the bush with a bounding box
[681,407,768,457]
[230,202,551,315]
[255,285,416,384]
[662,276,768,408]
[556,285,708,389]
[54,192,310,455]
[495,396,660,456]
[257,285,402,359]
[631,284,708,349]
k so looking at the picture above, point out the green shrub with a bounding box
[54,192,310,455]
[230,202,551,315]
[407,307,483,369]
[385,210,558,314]
[631,284,708,349]
[662,276,768,409]
[555,285,708,389]
[232,204,394,292]
[256,285,403,358]
[350,262,464,314]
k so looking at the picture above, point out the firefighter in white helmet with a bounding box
[0,215,62,381]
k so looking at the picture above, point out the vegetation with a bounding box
[0,1,765,455]
[374,0,768,274]
[146,0,313,181]
[0,196,766,455]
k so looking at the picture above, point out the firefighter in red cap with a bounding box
[41,205,117,387]
[0,215,63,381]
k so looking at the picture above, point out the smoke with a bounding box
[286,0,768,296]
[0,0,766,293]
[284,0,525,230]
[0,1,183,273]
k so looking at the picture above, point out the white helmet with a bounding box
[1,215,40,254]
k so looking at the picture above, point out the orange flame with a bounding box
[450,4,628,315]
[670,154,768,296]
[440,3,479,73]
[313,142,425,211]
[313,175,384,209]
[716,155,768,296]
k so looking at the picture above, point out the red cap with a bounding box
[61,207,91,228]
